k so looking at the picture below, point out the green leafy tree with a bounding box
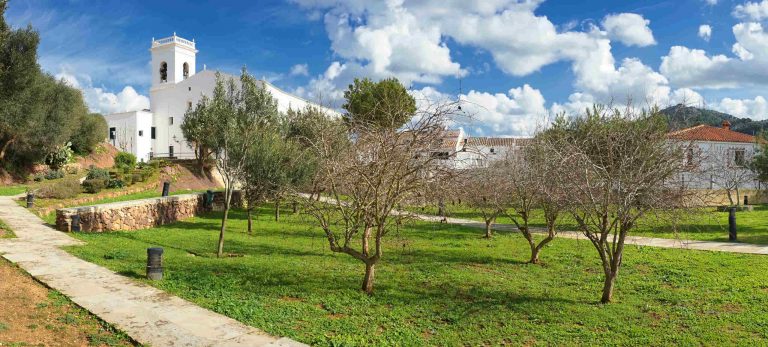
[70,113,107,154]
[193,69,279,257]
[751,132,768,184]
[342,77,416,129]
[181,95,216,174]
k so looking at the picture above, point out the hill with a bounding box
[660,104,768,135]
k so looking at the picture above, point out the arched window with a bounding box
[183,62,189,79]
[159,62,168,83]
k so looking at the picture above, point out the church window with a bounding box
[169,117,174,125]
[187,101,192,109]
[139,130,144,137]
[183,62,189,79]
[160,62,168,83]
[151,127,156,139]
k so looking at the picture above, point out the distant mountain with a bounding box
[660,104,767,136]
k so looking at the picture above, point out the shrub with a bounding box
[82,179,106,194]
[37,178,81,199]
[114,152,137,170]
[86,167,110,181]
[45,142,74,170]
[70,113,108,155]
[64,165,79,175]
[43,169,65,180]
[131,173,144,184]
[32,172,45,182]
[106,179,125,189]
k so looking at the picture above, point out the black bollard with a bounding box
[205,190,214,209]
[744,195,749,206]
[71,214,81,232]
[162,181,170,197]
[146,247,164,280]
[26,192,34,208]
[728,207,737,241]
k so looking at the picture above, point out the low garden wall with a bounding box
[55,191,242,232]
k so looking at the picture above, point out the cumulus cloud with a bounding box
[733,0,768,21]
[704,0,718,5]
[713,95,768,120]
[458,84,549,136]
[56,70,149,114]
[699,24,712,41]
[290,63,310,76]
[602,13,656,47]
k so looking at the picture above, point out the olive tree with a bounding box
[193,69,278,257]
[458,166,508,238]
[543,106,692,303]
[303,98,458,294]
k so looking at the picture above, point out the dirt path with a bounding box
[0,258,134,346]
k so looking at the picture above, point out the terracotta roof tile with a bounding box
[668,124,756,143]
[465,137,527,147]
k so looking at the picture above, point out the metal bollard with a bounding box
[146,247,164,280]
[26,193,34,208]
[205,190,214,209]
[71,214,81,232]
[728,207,737,241]
[162,181,170,197]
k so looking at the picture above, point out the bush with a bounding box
[82,179,106,194]
[106,179,125,189]
[86,167,110,181]
[43,169,65,180]
[45,142,74,170]
[37,178,81,199]
[32,172,45,182]
[130,173,144,184]
[64,165,79,175]
[114,152,137,170]
[70,113,108,155]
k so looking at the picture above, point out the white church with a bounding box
[104,33,334,162]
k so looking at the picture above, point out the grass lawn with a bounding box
[409,204,768,244]
[0,185,27,196]
[66,203,768,346]
[0,218,15,238]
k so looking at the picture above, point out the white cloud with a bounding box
[56,70,149,114]
[660,22,768,89]
[290,63,310,76]
[713,95,768,120]
[699,24,712,41]
[733,0,768,21]
[459,84,549,136]
[704,0,718,5]
[602,13,656,47]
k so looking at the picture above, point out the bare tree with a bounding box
[705,146,756,206]
[303,101,459,294]
[458,165,507,238]
[496,141,562,264]
[543,105,693,303]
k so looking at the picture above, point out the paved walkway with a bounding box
[413,213,768,255]
[0,196,306,347]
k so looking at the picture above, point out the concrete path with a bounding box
[413,213,768,255]
[0,196,307,347]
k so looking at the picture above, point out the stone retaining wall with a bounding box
[56,191,242,232]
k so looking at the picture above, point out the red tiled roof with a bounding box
[668,124,756,143]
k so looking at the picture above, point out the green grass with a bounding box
[0,218,15,238]
[410,204,768,244]
[0,185,27,196]
[66,203,768,346]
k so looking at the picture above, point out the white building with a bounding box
[670,121,762,192]
[105,33,336,162]
[429,128,530,169]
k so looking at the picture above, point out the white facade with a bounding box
[680,140,760,190]
[104,33,337,161]
[104,110,153,162]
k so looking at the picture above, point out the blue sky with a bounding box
[6,0,768,136]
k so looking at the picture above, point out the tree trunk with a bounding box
[247,207,253,235]
[484,220,493,238]
[0,137,15,161]
[362,262,376,294]
[274,199,280,222]
[529,245,541,264]
[217,189,232,258]
[292,201,298,214]
[601,270,618,303]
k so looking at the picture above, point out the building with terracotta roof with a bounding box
[670,120,762,195]
[428,129,531,169]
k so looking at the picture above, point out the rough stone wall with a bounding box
[56,191,243,232]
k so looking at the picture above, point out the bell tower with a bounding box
[150,33,197,90]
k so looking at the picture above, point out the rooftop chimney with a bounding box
[722,120,731,130]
